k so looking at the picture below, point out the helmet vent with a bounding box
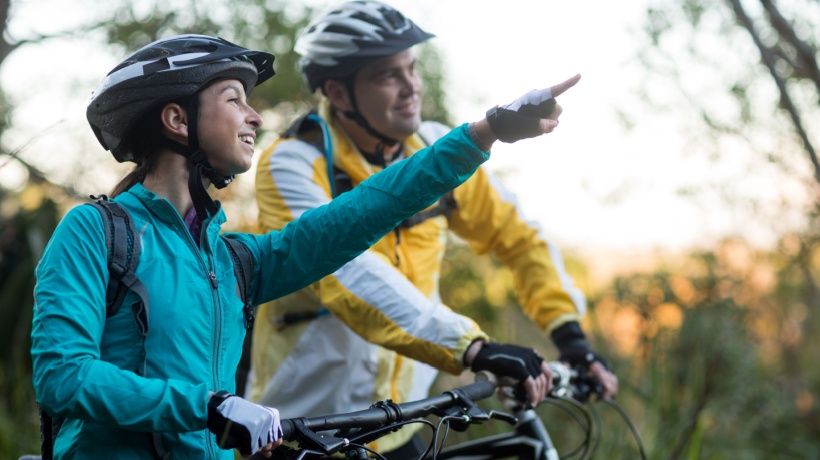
[142,58,171,75]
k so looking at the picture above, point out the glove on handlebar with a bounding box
[469,342,544,381]
[207,391,282,456]
[551,321,609,369]
[485,88,557,143]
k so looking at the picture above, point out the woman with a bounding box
[31,34,576,459]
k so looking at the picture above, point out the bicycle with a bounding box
[270,362,646,460]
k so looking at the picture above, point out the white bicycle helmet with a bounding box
[295,0,433,91]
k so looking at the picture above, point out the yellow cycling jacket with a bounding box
[250,100,585,451]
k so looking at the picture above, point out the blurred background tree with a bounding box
[433,1,819,457]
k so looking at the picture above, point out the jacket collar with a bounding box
[126,182,226,231]
[319,98,428,186]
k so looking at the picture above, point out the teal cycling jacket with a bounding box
[31,124,488,459]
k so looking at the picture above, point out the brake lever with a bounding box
[291,418,349,454]
[437,388,492,431]
[487,410,518,425]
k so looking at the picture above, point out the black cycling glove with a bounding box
[551,321,609,369]
[485,88,557,143]
[207,391,282,456]
[469,342,544,381]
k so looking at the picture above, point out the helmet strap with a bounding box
[156,97,234,222]
[184,97,234,221]
[341,77,400,149]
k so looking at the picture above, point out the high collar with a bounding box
[319,98,428,185]
[125,182,226,231]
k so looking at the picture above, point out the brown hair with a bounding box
[109,100,187,197]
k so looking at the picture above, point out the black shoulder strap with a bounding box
[222,236,256,397]
[222,236,255,328]
[286,112,354,197]
[87,196,150,336]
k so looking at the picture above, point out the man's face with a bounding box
[351,49,423,140]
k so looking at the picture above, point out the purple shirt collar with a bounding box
[183,207,202,245]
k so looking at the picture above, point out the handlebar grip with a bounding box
[281,419,295,441]
[454,378,496,402]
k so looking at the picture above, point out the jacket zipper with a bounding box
[202,230,222,460]
[173,212,221,458]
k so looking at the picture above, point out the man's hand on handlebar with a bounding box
[464,340,553,406]
[551,321,619,400]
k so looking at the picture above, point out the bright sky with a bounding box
[1,0,815,261]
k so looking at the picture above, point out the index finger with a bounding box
[549,74,581,98]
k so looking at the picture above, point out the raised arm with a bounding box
[240,75,583,302]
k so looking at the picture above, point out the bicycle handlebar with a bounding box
[281,378,496,440]
[280,361,600,442]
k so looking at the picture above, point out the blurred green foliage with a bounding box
[0,186,60,455]
[434,228,819,459]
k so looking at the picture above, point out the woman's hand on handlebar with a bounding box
[206,391,283,456]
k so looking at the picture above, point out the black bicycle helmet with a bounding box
[295,0,434,91]
[87,34,275,220]
[87,34,275,163]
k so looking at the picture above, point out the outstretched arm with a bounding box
[242,75,584,302]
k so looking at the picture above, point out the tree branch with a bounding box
[0,149,83,200]
[0,17,114,64]
[759,0,820,98]
[727,0,820,184]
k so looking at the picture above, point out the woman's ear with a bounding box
[160,102,188,143]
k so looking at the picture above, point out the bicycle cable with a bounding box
[347,418,437,446]
[584,401,603,460]
[347,442,388,460]
[600,399,647,460]
[555,396,599,460]
[427,415,463,460]
[541,397,593,459]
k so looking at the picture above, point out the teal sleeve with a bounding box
[235,123,490,304]
[31,205,210,432]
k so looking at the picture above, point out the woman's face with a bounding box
[196,78,262,175]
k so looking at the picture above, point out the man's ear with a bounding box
[323,79,352,112]
[160,102,188,144]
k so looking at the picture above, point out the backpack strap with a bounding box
[222,236,255,329]
[288,111,459,224]
[222,236,256,397]
[88,196,150,336]
[39,407,60,460]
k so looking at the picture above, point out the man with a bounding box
[251,1,617,456]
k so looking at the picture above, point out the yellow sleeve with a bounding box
[448,167,586,333]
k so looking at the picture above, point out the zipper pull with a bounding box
[208,271,218,288]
